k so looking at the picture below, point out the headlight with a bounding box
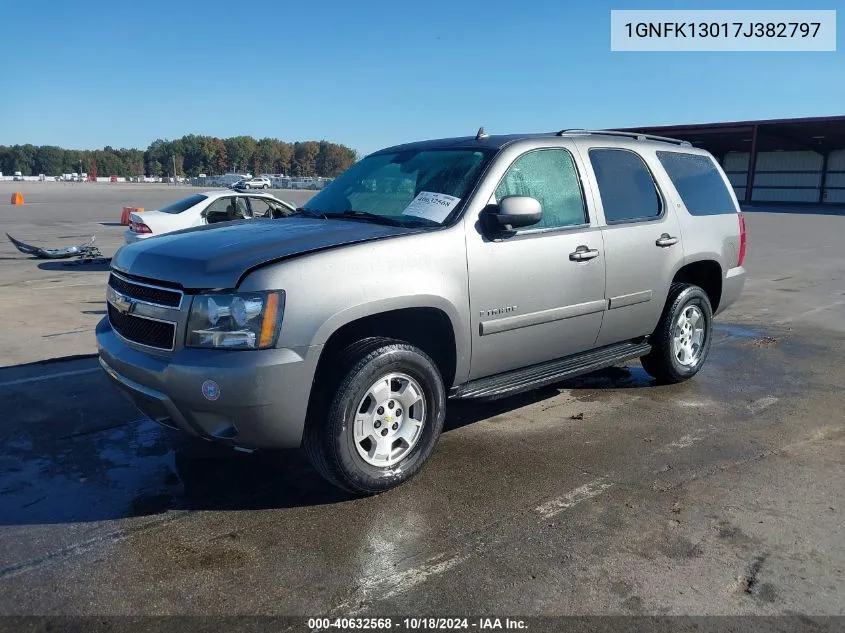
[187,290,284,350]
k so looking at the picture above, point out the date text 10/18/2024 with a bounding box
[307,617,528,630]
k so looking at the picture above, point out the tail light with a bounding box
[737,212,747,267]
[130,219,152,234]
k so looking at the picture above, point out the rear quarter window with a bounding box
[159,193,208,214]
[656,151,738,216]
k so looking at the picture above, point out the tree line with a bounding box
[0,135,359,179]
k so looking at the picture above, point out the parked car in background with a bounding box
[124,190,296,244]
[13,172,23,181]
[100,128,745,494]
[232,176,272,190]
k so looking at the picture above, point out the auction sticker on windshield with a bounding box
[402,191,460,223]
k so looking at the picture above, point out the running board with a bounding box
[451,340,651,400]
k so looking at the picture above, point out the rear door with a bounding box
[465,144,607,379]
[203,196,248,223]
[579,146,685,346]
[247,196,290,218]
[247,196,273,218]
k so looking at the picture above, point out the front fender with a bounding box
[239,227,473,385]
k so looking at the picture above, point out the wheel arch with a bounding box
[672,258,723,313]
[312,300,464,390]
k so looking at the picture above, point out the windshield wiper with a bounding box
[323,210,405,226]
[292,207,327,219]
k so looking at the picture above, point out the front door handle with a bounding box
[570,245,600,262]
[656,233,679,247]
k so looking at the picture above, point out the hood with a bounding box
[112,217,418,289]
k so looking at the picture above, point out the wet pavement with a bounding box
[0,199,844,619]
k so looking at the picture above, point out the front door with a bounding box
[465,146,607,380]
[581,147,685,346]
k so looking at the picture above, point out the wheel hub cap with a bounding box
[672,305,706,367]
[353,372,426,467]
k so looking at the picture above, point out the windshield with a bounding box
[159,193,208,214]
[302,149,493,226]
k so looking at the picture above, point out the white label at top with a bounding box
[402,191,461,223]
[611,10,836,51]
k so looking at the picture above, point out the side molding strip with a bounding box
[480,299,606,336]
[608,290,652,310]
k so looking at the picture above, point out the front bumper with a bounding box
[716,265,747,315]
[96,317,321,449]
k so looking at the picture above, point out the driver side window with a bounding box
[495,149,587,230]
[347,162,417,217]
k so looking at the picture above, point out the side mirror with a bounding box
[482,196,542,232]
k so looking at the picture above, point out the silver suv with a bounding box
[97,129,747,494]
[234,176,272,190]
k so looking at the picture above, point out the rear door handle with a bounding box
[570,245,600,261]
[656,233,679,247]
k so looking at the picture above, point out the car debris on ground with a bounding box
[6,233,108,265]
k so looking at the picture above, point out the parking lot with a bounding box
[0,183,843,618]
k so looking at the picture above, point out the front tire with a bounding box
[304,337,446,495]
[640,283,713,384]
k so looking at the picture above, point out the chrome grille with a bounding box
[106,271,181,350]
[108,272,182,308]
[107,304,176,350]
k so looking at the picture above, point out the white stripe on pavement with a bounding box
[0,366,101,389]
[534,477,614,519]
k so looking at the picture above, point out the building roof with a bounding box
[621,115,845,154]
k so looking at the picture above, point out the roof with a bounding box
[199,190,295,209]
[374,134,550,154]
[374,130,693,154]
[201,189,278,198]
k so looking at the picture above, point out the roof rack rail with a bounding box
[555,129,692,147]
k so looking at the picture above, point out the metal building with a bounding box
[622,116,845,206]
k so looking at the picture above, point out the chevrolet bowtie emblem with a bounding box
[107,286,137,315]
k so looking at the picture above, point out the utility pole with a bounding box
[173,155,177,185]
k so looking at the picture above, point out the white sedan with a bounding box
[125,190,296,244]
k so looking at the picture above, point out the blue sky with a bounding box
[0,0,841,155]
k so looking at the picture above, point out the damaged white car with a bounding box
[125,191,296,244]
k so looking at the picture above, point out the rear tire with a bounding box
[640,283,713,384]
[304,337,446,495]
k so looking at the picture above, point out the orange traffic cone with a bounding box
[121,207,145,225]
[10,192,24,205]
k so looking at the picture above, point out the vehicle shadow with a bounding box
[444,364,654,432]
[0,357,653,527]
[37,259,111,272]
[139,365,657,517]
